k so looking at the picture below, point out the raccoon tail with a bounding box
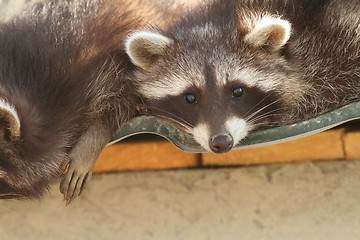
[0,98,25,199]
[0,98,21,142]
[0,96,67,200]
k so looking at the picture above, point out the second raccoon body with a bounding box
[125,0,360,153]
[0,0,194,203]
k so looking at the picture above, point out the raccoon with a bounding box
[0,0,197,204]
[125,0,360,154]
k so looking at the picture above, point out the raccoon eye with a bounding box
[232,87,244,98]
[184,93,197,104]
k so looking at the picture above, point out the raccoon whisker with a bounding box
[248,112,282,125]
[152,114,194,131]
[247,109,282,124]
[245,99,282,122]
[248,107,282,120]
[145,106,194,130]
[145,106,193,126]
[250,121,281,130]
[162,116,194,131]
[244,93,274,118]
[245,99,282,121]
[249,114,285,126]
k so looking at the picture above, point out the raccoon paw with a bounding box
[59,162,92,206]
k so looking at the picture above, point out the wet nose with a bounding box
[209,134,234,153]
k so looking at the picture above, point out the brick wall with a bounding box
[94,127,360,173]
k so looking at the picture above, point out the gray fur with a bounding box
[0,0,187,203]
[126,0,360,152]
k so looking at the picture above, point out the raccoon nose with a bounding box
[209,134,234,154]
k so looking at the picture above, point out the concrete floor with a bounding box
[1,160,360,240]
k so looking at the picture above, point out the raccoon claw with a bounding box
[60,164,92,205]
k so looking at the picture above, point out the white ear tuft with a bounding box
[244,17,291,52]
[125,31,173,70]
[0,98,20,141]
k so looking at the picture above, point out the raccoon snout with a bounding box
[209,134,234,154]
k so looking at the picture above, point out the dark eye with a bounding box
[232,87,244,98]
[184,93,197,104]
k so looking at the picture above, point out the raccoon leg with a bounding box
[59,120,112,205]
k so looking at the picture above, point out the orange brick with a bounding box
[344,130,360,160]
[202,129,345,166]
[94,140,200,173]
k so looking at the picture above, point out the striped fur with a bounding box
[0,0,193,201]
[126,0,360,153]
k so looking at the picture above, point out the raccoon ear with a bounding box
[0,99,20,141]
[244,17,291,52]
[125,31,173,70]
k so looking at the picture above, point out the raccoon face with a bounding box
[125,16,298,153]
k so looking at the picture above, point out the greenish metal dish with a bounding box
[109,101,360,153]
